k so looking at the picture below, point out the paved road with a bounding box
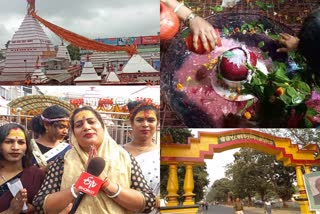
[197,205,301,214]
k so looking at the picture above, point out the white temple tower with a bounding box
[2,0,55,82]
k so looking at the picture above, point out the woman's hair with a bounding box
[127,100,160,122]
[70,106,105,132]
[31,105,69,135]
[0,123,32,168]
[298,9,320,74]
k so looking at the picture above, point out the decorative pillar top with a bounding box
[27,0,35,15]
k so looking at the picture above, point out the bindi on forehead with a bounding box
[7,128,25,139]
[74,110,95,122]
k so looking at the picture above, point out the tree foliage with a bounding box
[259,128,320,146]
[66,44,80,60]
[206,178,232,202]
[225,148,295,205]
[160,129,209,203]
[160,128,193,144]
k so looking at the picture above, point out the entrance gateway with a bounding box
[160,129,320,214]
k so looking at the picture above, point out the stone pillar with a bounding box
[295,165,315,214]
[183,164,195,205]
[166,163,179,206]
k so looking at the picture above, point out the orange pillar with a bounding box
[166,163,179,206]
[295,165,314,214]
[183,164,195,205]
[304,165,311,174]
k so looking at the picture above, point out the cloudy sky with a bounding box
[0,0,159,48]
[191,129,239,186]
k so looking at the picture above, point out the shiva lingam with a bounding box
[218,46,257,89]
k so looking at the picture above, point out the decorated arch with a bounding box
[161,129,320,214]
[8,95,74,115]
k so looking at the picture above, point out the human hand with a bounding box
[277,33,299,53]
[189,16,217,52]
[8,189,28,214]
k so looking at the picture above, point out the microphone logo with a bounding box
[84,177,97,189]
[75,172,104,196]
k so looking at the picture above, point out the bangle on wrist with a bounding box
[173,2,184,13]
[184,12,197,27]
[70,184,78,198]
[106,183,122,199]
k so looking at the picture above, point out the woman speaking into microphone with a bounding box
[33,106,155,214]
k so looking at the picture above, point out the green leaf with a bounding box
[181,30,190,38]
[211,6,224,12]
[269,34,280,40]
[291,95,304,105]
[278,94,292,105]
[222,51,235,58]
[286,86,297,98]
[304,108,319,127]
[294,81,311,95]
[258,41,265,48]
[266,4,274,9]
[262,51,269,59]
[257,24,265,32]
[238,99,254,115]
[223,27,230,36]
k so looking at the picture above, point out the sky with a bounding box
[0,0,159,48]
[191,129,239,187]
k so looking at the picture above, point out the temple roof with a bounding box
[74,62,101,82]
[106,71,120,82]
[2,14,55,81]
[122,54,158,73]
[56,45,71,61]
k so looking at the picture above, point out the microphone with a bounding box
[69,157,106,214]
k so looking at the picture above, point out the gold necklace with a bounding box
[0,175,6,182]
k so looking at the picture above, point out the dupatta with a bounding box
[60,130,132,214]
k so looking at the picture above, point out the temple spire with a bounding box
[27,0,35,15]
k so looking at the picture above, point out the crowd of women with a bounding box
[0,101,160,214]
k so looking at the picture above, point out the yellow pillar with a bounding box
[166,163,179,206]
[183,164,195,205]
[295,165,315,214]
[304,165,311,174]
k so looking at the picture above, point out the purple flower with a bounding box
[311,90,320,100]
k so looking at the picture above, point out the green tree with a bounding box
[160,128,209,203]
[226,147,296,206]
[270,161,296,207]
[0,52,4,60]
[160,128,193,144]
[67,44,80,60]
[260,129,320,146]
[207,178,232,203]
